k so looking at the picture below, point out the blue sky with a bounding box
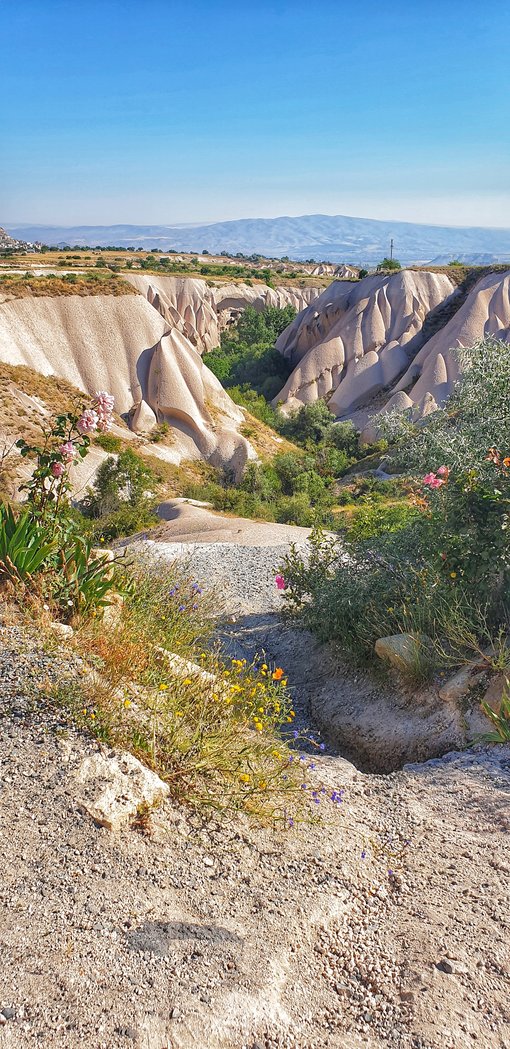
[1,0,509,227]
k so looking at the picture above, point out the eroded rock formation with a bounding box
[127,274,321,352]
[0,292,253,476]
[273,271,456,415]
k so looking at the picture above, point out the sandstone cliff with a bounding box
[273,271,456,415]
[127,274,321,353]
[0,292,253,475]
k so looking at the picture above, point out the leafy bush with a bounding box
[82,448,158,518]
[206,305,295,396]
[280,339,510,673]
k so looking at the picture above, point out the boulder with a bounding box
[74,749,169,831]
[374,633,431,674]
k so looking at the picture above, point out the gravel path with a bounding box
[128,539,307,615]
[1,528,510,1049]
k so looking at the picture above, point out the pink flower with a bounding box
[94,391,114,433]
[422,472,437,487]
[59,441,75,463]
[437,465,449,477]
[50,461,65,478]
[275,574,286,590]
[77,408,99,434]
[429,477,445,489]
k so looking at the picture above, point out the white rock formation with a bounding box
[364,268,510,437]
[127,274,321,351]
[273,272,456,415]
[126,275,220,352]
[0,292,253,476]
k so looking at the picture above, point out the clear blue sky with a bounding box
[1,0,509,227]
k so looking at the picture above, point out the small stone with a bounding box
[1,1008,16,1020]
[48,622,74,640]
[203,856,214,867]
[436,959,454,974]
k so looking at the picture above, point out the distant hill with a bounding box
[5,214,510,265]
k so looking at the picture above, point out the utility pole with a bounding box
[390,238,394,261]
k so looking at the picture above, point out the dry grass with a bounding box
[45,562,327,822]
[239,410,302,461]
[0,272,136,299]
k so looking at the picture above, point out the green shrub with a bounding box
[95,433,123,453]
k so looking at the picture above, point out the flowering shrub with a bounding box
[3,394,123,619]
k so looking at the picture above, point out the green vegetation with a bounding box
[377,257,402,271]
[207,305,296,399]
[280,337,510,719]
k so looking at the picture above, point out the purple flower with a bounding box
[192,604,198,611]
[319,743,326,751]
[178,605,185,612]
[308,762,316,770]
[292,730,299,739]
[361,849,366,859]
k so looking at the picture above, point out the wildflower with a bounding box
[289,709,295,717]
[450,571,457,579]
[50,461,65,478]
[192,603,198,611]
[159,683,169,691]
[437,465,449,478]
[254,723,263,731]
[183,678,192,685]
[261,663,268,671]
[239,774,251,783]
[258,781,267,790]
[272,667,284,681]
[123,699,132,708]
[175,711,183,717]
[361,849,366,859]
[178,605,185,612]
[319,743,326,751]
[275,574,286,590]
[77,408,99,434]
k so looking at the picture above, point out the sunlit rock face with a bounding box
[272,272,457,415]
[0,292,253,477]
[127,274,322,353]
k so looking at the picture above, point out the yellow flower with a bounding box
[258,706,264,713]
[212,693,219,701]
[261,663,268,671]
[175,711,183,717]
[230,684,242,693]
[258,780,267,790]
[255,723,263,731]
[281,679,287,687]
[289,709,296,717]
[90,712,96,720]
[272,750,281,759]
[239,773,251,783]
[450,571,457,579]
[123,699,132,708]
[183,678,192,685]
[159,683,169,691]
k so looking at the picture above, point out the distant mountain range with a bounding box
[5,214,510,265]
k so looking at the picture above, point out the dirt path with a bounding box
[1,520,510,1049]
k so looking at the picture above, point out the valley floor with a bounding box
[1,516,509,1049]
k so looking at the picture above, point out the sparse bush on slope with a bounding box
[280,339,510,676]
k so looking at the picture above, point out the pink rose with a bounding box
[59,441,75,463]
[437,466,449,477]
[94,391,114,433]
[422,473,437,487]
[275,574,286,590]
[50,461,65,478]
[77,408,99,434]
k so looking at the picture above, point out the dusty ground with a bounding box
[1,517,509,1049]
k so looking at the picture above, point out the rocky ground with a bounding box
[1,518,509,1049]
